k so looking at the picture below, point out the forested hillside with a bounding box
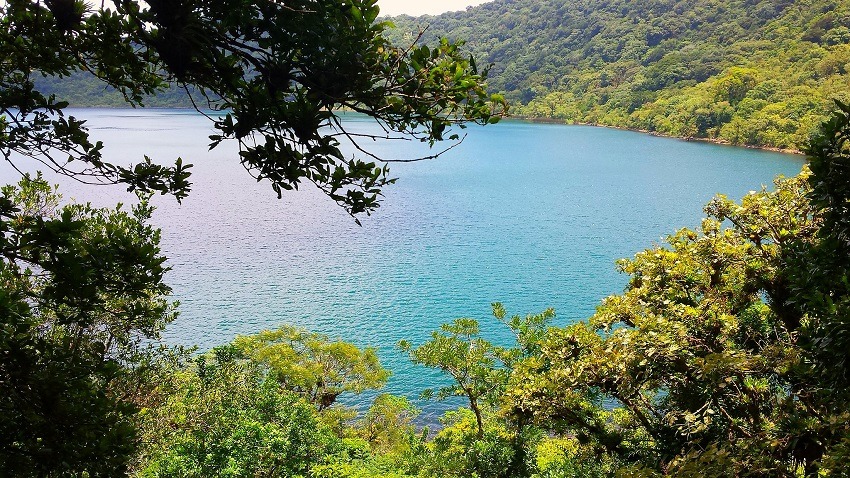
[386,0,850,150]
[33,73,197,107]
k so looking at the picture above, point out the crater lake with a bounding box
[2,108,806,421]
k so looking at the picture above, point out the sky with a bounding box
[377,0,492,17]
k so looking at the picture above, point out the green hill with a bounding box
[32,73,197,108]
[385,0,850,150]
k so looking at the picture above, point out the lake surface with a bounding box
[1,109,805,420]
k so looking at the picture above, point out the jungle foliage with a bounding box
[386,0,850,150]
[0,177,180,475]
[498,104,850,477]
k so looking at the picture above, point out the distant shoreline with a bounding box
[62,105,805,156]
[512,115,805,156]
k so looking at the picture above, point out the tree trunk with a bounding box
[469,396,484,438]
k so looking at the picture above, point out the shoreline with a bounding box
[61,105,805,156]
[511,115,805,156]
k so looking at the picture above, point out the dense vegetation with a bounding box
[0,177,180,476]
[5,0,850,476]
[36,0,850,151]
[386,0,850,150]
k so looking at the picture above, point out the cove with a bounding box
[3,108,805,420]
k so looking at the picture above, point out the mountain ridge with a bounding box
[384,0,850,150]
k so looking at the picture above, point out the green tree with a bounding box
[358,393,420,454]
[0,176,177,476]
[505,105,850,476]
[134,345,342,477]
[507,172,821,475]
[399,304,553,438]
[233,325,390,411]
[399,317,506,439]
[712,67,759,106]
[792,101,850,472]
[400,304,554,478]
[1,0,506,215]
[533,436,618,478]
[421,408,529,478]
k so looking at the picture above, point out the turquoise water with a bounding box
[2,109,806,420]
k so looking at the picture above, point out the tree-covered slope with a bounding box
[386,0,850,150]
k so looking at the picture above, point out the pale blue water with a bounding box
[1,109,805,420]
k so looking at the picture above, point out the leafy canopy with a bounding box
[0,176,178,475]
[1,0,506,216]
[0,1,505,475]
[234,325,390,410]
[134,345,344,477]
[399,305,553,438]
